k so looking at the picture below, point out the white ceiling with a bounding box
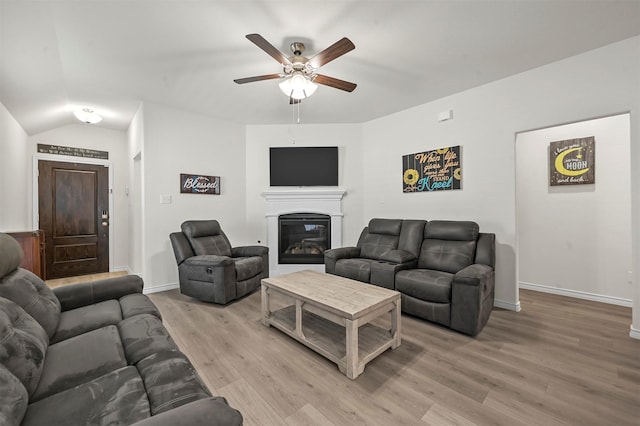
[1,1,639,135]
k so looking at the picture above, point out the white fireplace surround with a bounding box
[263,188,346,276]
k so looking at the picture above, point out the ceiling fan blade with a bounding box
[234,74,281,84]
[246,34,292,65]
[314,74,357,92]
[308,38,355,68]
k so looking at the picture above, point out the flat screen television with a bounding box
[270,146,339,186]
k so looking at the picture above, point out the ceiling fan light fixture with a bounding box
[279,72,317,100]
[73,107,102,124]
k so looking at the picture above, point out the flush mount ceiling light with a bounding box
[73,107,102,124]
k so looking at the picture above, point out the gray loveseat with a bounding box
[0,233,242,426]
[325,219,495,336]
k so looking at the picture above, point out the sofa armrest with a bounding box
[231,245,269,278]
[129,397,243,426]
[184,254,234,268]
[379,249,415,264]
[231,245,268,258]
[324,246,360,260]
[324,247,361,274]
[451,264,495,336]
[53,274,144,312]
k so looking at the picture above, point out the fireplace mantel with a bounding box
[262,188,346,275]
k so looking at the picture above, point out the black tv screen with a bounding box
[270,147,338,186]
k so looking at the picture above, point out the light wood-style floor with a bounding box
[145,287,640,426]
[46,273,639,425]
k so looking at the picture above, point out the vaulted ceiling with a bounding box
[1,1,639,135]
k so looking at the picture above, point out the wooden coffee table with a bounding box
[261,269,401,379]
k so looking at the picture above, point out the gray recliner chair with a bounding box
[170,220,269,304]
[395,220,495,336]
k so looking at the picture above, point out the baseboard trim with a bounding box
[494,299,521,312]
[519,281,632,307]
[143,282,179,294]
[630,325,640,340]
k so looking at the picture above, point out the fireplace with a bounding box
[263,188,345,275]
[279,213,330,264]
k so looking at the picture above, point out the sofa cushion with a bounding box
[182,221,232,257]
[360,234,399,260]
[23,366,150,426]
[368,218,403,236]
[419,239,476,274]
[0,233,23,277]
[51,299,122,344]
[424,220,479,241]
[137,350,211,415]
[335,258,376,283]
[0,297,48,397]
[120,293,162,320]
[32,325,127,401]
[118,314,178,364]
[396,269,454,303]
[128,397,243,426]
[0,268,61,339]
[359,219,402,260]
[418,221,480,274]
[0,363,28,426]
[234,256,263,281]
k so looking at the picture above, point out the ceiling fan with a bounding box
[234,34,357,104]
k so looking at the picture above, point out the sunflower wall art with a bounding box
[402,146,461,192]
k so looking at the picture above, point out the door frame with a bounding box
[32,154,114,273]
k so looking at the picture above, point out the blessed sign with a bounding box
[549,137,595,186]
[180,174,220,195]
[402,146,461,192]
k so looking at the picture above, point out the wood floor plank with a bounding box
[284,403,337,426]
[146,288,640,426]
[422,403,480,426]
[217,378,285,426]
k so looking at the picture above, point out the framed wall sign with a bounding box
[37,143,109,160]
[402,145,461,192]
[180,174,220,194]
[549,136,595,186]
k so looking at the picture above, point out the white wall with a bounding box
[127,103,144,276]
[28,124,130,271]
[517,114,632,304]
[362,36,640,311]
[0,101,30,231]
[245,123,364,248]
[140,102,246,291]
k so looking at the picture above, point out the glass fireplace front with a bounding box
[278,213,331,264]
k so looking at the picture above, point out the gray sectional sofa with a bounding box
[325,218,496,336]
[0,233,242,426]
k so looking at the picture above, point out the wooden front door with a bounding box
[38,160,109,279]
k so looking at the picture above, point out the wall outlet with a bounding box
[160,194,172,204]
[628,271,633,284]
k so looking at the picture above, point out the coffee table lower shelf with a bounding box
[267,305,397,379]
